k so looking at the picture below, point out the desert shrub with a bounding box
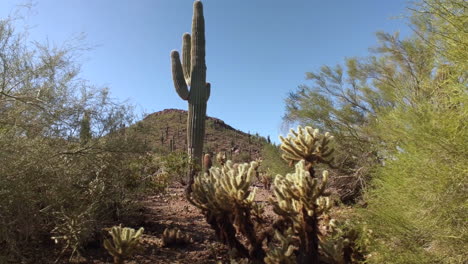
[229,151,252,163]
[0,15,155,262]
[260,143,291,177]
[159,151,190,185]
[361,97,467,263]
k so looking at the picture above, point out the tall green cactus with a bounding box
[171,0,210,193]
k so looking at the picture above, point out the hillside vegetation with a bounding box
[135,108,266,161]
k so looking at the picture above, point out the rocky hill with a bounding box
[133,109,268,161]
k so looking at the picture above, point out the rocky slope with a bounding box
[133,109,267,161]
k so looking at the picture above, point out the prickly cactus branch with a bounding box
[162,227,193,247]
[264,228,297,264]
[189,161,265,260]
[272,160,331,228]
[190,160,258,213]
[171,0,211,194]
[279,126,334,173]
[103,225,144,264]
[216,152,227,165]
[271,160,331,263]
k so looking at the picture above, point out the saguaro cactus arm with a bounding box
[205,82,210,101]
[190,1,206,82]
[171,51,189,100]
[182,33,191,83]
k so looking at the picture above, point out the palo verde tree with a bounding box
[283,24,442,202]
[285,0,467,262]
[360,0,468,263]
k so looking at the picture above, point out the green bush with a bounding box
[358,0,468,262]
[0,16,156,262]
[260,143,292,177]
[159,151,190,185]
[361,99,467,263]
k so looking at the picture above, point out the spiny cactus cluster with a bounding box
[103,225,144,264]
[190,160,265,260]
[171,0,210,192]
[216,152,227,166]
[319,219,372,264]
[280,126,334,170]
[189,126,337,263]
[271,160,331,263]
[272,160,331,223]
[161,227,193,247]
[190,161,258,214]
[264,228,297,264]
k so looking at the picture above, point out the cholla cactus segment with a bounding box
[319,219,372,264]
[190,160,258,214]
[272,160,331,229]
[279,126,334,167]
[103,225,144,264]
[162,227,193,247]
[264,228,297,264]
[216,152,227,165]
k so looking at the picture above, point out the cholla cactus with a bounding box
[103,225,144,264]
[279,126,334,169]
[190,160,265,260]
[319,219,349,264]
[272,160,331,222]
[216,151,227,165]
[272,160,331,263]
[319,219,372,264]
[190,160,258,214]
[264,228,297,264]
[161,227,193,247]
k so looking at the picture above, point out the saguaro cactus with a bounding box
[171,0,210,193]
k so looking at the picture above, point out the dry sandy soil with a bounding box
[64,183,274,264]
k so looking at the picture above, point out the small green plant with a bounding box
[51,208,95,261]
[160,151,190,185]
[103,225,144,264]
[151,171,171,193]
[260,143,291,178]
[161,227,193,247]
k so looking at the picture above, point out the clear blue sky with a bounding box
[0,0,412,143]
